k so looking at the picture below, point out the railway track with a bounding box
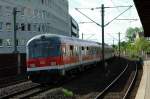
[94,61,137,99]
[0,75,27,88]
[7,85,53,99]
[0,57,137,99]
[0,81,39,99]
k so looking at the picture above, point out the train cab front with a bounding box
[26,38,64,83]
[27,57,63,83]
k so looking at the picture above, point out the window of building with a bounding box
[42,24,45,32]
[0,39,3,46]
[0,5,3,15]
[34,9,38,16]
[6,39,11,46]
[5,6,11,16]
[38,24,41,32]
[27,8,32,16]
[0,22,2,30]
[41,0,44,4]
[16,39,19,46]
[16,23,19,30]
[21,23,25,31]
[28,23,31,31]
[42,10,46,18]
[47,23,50,32]
[21,7,25,15]
[6,23,11,31]
[19,39,26,46]
[33,23,37,31]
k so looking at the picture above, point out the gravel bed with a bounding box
[0,80,39,98]
[30,57,128,99]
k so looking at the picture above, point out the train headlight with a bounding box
[30,64,36,68]
[51,62,56,66]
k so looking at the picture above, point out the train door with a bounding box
[60,44,67,76]
[79,46,82,65]
[61,44,66,64]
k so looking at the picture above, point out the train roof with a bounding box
[27,34,111,48]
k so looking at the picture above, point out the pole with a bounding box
[13,8,21,74]
[113,38,114,46]
[82,33,83,40]
[101,4,105,68]
[13,8,17,53]
[118,32,121,57]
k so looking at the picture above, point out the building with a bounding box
[70,16,79,38]
[0,0,79,53]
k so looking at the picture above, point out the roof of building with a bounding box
[134,0,150,37]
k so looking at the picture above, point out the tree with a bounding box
[134,37,150,55]
[126,27,143,42]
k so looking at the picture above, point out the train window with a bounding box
[87,47,89,50]
[28,42,61,58]
[82,46,84,50]
[62,46,66,55]
[70,45,73,50]
[74,46,79,56]
[66,45,70,56]
[70,45,74,56]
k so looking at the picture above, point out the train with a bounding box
[26,34,114,83]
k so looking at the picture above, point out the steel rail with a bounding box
[94,63,129,99]
[11,86,46,99]
[123,62,137,99]
[0,83,40,99]
[13,85,53,99]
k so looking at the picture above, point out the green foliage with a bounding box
[118,37,150,59]
[134,37,150,53]
[62,88,73,97]
[126,27,143,42]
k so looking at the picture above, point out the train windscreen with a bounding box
[28,40,60,58]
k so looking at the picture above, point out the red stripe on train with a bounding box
[27,56,63,68]
[27,54,101,68]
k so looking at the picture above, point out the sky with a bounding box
[68,0,142,45]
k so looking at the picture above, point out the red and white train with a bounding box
[26,34,114,83]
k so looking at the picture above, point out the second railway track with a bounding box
[95,60,137,99]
